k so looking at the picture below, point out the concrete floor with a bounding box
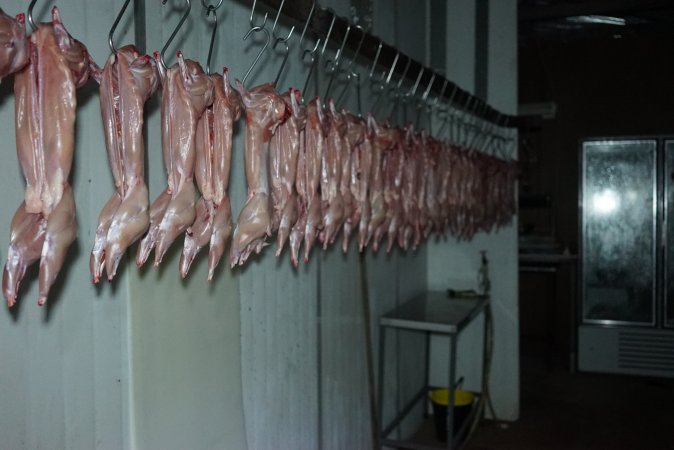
[464,345,674,450]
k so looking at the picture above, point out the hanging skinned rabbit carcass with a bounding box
[181,68,242,279]
[136,51,214,267]
[0,8,29,82]
[270,88,303,257]
[3,7,98,306]
[229,80,288,267]
[228,13,292,268]
[90,45,159,283]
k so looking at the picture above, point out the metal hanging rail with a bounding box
[244,0,522,128]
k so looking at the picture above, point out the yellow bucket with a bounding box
[429,388,474,407]
[429,388,475,442]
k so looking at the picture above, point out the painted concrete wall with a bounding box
[427,0,519,421]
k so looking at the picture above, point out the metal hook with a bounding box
[458,97,475,147]
[415,72,435,128]
[202,0,224,75]
[385,52,401,85]
[400,65,423,124]
[341,25,365,73]
[319,10,337,58]
[271,0,295,39]
[437,86,457,139]
[324,23,350,74]
[271,0,295,86]
[421,72,436,103]
[368,40,383,81]
[241,24,271,86]
[425,75,446,134]
[431,77,449,110]
[297,1,320,100]
[323,23,351,99]
[299,0,320,57]
[249,0,268,29]
[272,37,290,86]
[371,50,399,116]
[408,66,424,98]
[160,0,192,70]
[303,9,336,99]
[387,56,411,119]
[334,26,365,111]
[109,0,133,53]
[393,56,411,90]
[365,40,386,114]
[27,0,38,31]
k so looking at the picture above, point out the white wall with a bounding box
[427,0,519,421]
[0,1,248,449]
[129,2,248,449]
[237,0,429,448]
[0,1,518,449]
[0,1,134,449]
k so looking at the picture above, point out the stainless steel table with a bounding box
[378,291,489,450]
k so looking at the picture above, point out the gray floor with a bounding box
[464,344,674,450]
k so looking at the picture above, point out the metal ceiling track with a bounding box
[247,0,522,129]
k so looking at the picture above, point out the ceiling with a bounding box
[519,0,674,42]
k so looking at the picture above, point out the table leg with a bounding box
[447,334,457,449]
[377,325,387,446]
[423,331,430,420]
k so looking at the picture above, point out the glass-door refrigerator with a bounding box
[579,138,674,378]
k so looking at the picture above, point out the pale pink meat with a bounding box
[383,127,405,253]
[270,88,303,257]
[91,45,158,282]
[229,81,288,267]
[180,68,241,279]
[422,138,440,236]
[3,7,95,306]
[137,52,213,267]
[356,115,376,252]
[341,113,366,253]
[301,97,328,262]
[399,125,419,251]
[367,120,397,250]
[288,101,308,267]
[0,9,28,82]
[413,132,429,248]
[436,139,451,235]
[319,99,346,249]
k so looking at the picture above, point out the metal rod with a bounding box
[247,0,520,128]
[109,0,133,53]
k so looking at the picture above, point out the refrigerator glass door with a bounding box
[665,140,674,327]
[582,140,656,325]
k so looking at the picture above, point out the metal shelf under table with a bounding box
[378,291,489,450]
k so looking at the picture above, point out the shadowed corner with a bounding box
[43,239,81,322]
